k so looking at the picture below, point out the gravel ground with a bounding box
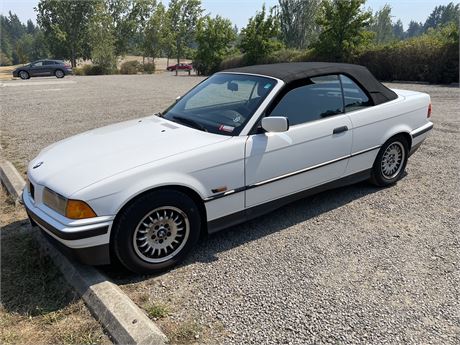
[1,76,459,344]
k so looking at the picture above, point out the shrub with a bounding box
[219,54,247,70]
[73,67,84,75]
[120,60,142,74]
[355,25,459,83]
[143,62,155,74]
[83,64,109,75]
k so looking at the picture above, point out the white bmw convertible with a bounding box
[23,62,433,273]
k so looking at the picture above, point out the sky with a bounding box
[1,0,457,30]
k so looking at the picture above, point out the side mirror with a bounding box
[261,117,289,133]
[175,95,181,102]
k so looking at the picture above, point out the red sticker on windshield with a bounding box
[218,125,234,132]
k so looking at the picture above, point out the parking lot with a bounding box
[1,75,459,344]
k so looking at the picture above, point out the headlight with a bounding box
[43,188,97,219]
[43,188,67,215]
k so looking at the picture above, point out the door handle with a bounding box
[333,126,348,134]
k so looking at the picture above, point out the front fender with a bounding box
[72,170,208,217]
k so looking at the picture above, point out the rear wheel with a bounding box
[112,190,201,274]
[371,135,409,186]
[55,69,65,78]
[19,70,29,80]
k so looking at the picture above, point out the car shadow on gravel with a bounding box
[105,180,385,282]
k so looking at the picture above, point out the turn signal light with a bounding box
[66,200,97,219]
[427,103,432,118]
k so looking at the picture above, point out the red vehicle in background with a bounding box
[166,63,193,72]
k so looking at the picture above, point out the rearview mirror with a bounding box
[261,117,289,133]
[227,81,238,92]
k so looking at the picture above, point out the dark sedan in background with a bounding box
[13,59,72,79]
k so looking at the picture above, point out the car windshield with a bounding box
[162,73,277,136]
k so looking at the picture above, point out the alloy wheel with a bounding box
[381,142,405,179]
[132,206,190,263]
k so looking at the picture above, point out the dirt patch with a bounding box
[0,188,111,345]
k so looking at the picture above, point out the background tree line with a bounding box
[0,0,458,83]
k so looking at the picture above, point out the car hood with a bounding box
[28,116,229,196]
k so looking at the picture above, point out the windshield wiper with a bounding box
[172,116,207,132]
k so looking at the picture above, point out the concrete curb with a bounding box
[0,159,168,345]
[0,159,25,205]
[33,230,168,345]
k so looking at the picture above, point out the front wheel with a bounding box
[19,70,29,80]
[112,190,201,274]
[370,135,409,186]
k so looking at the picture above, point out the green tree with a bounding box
[314,0,372,61]
[167,0,203,70]
[107,0,136,56]
[278,0,320,49]
[144,2,169,61]
[392,19,404,40]
[239,5,283,64]
[370,4,394,43]
[88,1,117,72]
[1,12,49,65]
[26,19,36,34]
[130,0,157,61]
[0,15,14,64]
[194,15,236,75]
[29,30,49,61]
[406,20,423,38]
[424,2,460,31]
[36,0,95,67]
[15,34,34,63]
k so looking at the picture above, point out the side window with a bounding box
[269,75,343,126]
[340,75,372,111]
[43,61,55,65]
[32,61,43,67]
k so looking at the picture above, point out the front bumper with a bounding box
[22,186,112,265]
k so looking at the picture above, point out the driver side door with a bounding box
[245,75,353,207]
[29,61,47,76]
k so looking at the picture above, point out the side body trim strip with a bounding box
[204,145,380,201]
[207,169,372,234]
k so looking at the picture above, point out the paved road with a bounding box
[1,75,459,344]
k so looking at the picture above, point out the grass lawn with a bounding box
[0,188,111,345]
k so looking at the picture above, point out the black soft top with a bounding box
[224,62,397,105]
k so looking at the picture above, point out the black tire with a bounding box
[55,69,65,78]
[370,135,409,186]
[18,70,29,80]
[112,189,201,274]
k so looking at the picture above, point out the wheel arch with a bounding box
[111,184,208,239]
[381,126,412,150]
